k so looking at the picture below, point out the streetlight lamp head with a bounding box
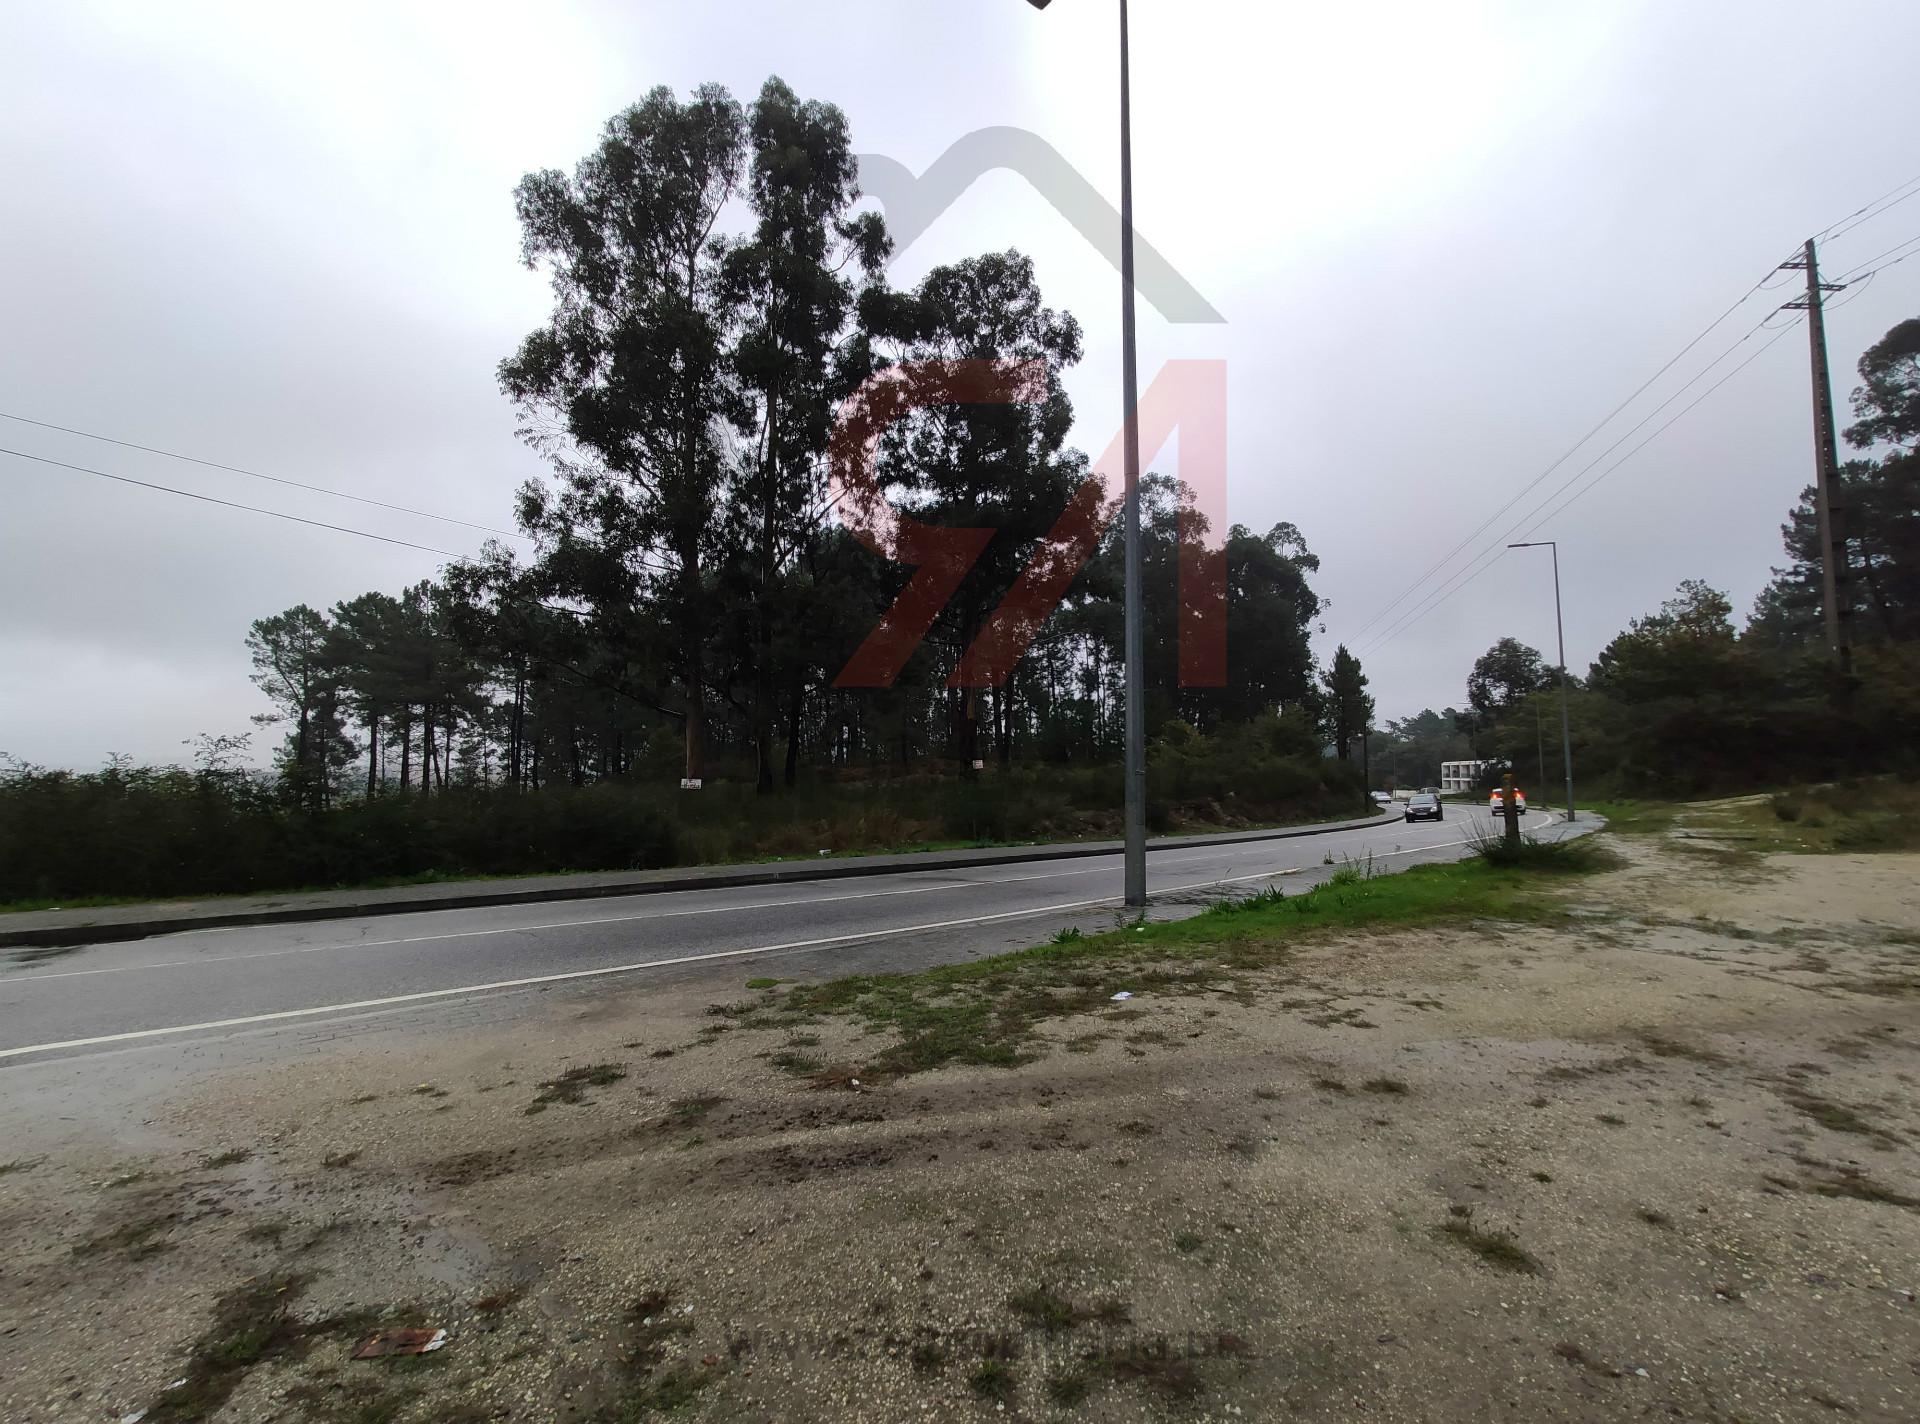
[1026,0,1053,8]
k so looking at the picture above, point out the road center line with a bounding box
[3,860,1126,983]
[0,822,1552,1062]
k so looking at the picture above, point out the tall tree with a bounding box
[1321,644,1373,762]
[1459,637,1551,757]
[866,249,1085,771]
[723,77,889,792]
[501,84,747,789]
[247,604,352,808]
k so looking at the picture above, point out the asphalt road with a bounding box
[0,808,1556,1068]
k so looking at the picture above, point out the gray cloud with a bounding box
[3,0,1918,767]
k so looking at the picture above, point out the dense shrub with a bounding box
[0,737,1365,904]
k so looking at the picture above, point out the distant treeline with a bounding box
[1373,313,1920,798]
[4,75,1390,905]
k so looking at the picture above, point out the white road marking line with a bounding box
[0,814,1559,1059]
[3,861,1124,983]
[1,812,1542,988]
[0,895,1129,1059]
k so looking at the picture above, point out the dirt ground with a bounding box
[3,831,1918,1423]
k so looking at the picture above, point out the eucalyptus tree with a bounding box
[501,83,747,787]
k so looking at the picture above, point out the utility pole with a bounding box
[1507,541,1577,823]
[1023,0,1146,907]
[1781,238,1854,675]
[1115,0,1148,908]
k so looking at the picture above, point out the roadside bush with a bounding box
[0,736,1363,904]
[1465,826,1615,873]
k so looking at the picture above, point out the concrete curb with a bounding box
[0,810,1404,951]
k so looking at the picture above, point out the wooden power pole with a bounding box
[1782,238,1854,674]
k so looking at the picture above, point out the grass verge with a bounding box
[753,854,1602,1080]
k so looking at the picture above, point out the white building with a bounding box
[1440,759,1493,794]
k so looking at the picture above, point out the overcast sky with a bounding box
[4,0,1919,768]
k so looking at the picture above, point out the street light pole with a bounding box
[1027,0,1146,907]
[1508,541,1576,823]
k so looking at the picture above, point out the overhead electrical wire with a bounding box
[1819,173,1920,245]
[0,442,689,716]
[1347,174,1920,659]
[1344,264,1790,646]
[1831,230,1920,285]
[2,445,465,558]
[0,409,529,543]
[1356,316,1803,657]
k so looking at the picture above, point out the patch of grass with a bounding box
[1584,800,1676,835]
[768,1050,824,1075]
[139,1274,310,1422]
[909,1338,949,1372]
[744,976,784,990]
[1095,1342,1204,1400]
[1637,1032,1728,1065]
[1173,1231,1206,1253]
[969,1358,1018,1403]
[201,1148,252,1169]
[669,1095,725,1125]
[1007,1284,1131,1332]
[775,856,1597,1078]
[1046,1371,1092,1406]
[1697,778,1920,855]
[1780,1088,1893,1141]
[1466,828,1623,872]
[1436,1209,1542,1274]
[1596,1113,1627,1126]
[526,1062,626,1114]
[1798,1165,1920,1210]
[74,1213,176,1260]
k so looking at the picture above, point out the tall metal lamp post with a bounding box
[1507,541,1576,823]
[1026,0,1147,906]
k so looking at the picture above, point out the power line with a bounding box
[1345,265,1785,645]
[1357,318,1801,656]
[1512,320,1803,538]
[0,410,529,543]
[1832,230,1920,284]
[1350,172,1920,655]
[1,445,464,558]
[0,425,686,578]
[1817,171,1920,244]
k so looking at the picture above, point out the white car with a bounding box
[1488,788,1527,815]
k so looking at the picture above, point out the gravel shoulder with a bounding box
[4,830,1918,1423]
